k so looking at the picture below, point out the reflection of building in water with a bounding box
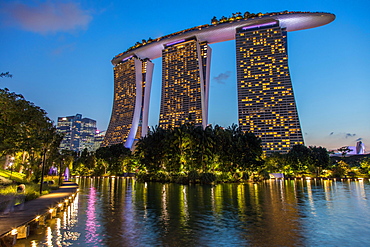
[85,186,100,244]
[243,180,304,246]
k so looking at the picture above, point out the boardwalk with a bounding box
[0,181,78,239]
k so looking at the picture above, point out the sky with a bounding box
[0,0,369,151]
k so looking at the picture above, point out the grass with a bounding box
[0,169,26,183]
[0,168,60,205]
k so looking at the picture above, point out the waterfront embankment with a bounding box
[0,181,78,246]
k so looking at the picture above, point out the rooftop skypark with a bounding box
[112,11,335,63]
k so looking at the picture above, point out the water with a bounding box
[15,178,370,246]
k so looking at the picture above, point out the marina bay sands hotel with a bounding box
[102,11,335,154]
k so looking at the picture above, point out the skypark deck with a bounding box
[111,11,335,64]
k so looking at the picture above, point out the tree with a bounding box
[359,157,370,176]
[0,88,55,155]
[264,152,286,173]
[95,143,131,174]
[74,149,96,175]
[286,144,312,175]
[309,146,330,176]
[338,146,352,157]
[0,88,60,182]
[135,126,169,173]
[332,160,349,178]
[134,123,262,180]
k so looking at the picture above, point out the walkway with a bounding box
[0,181,78,238]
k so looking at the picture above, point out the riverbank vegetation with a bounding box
[70,125,370,184]
[1,87,370,186]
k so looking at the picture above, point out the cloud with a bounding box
[0,1,92,34]
[345,133,356,138]
[213,71,231,84]
[51,43,76,55]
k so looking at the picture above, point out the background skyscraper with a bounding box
[235,21,304,153]
[57,114,100,152]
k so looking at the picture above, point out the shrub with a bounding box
[188,171,199,183]
[199,173,216,184]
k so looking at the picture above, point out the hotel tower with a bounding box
[102,56,153,148]
[105,11,334,152]
[236,21,303,153]
[159,37,211,129]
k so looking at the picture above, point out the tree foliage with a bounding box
[0,88,64,183]
[0,88,56,155]
[135,124,262,176]
[337,146,352,157]
[95,144,131,175]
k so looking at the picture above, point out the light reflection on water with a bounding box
[16,178,370,246]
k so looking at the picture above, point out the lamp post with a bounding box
[39,148,47,195]
[59,158,64,186]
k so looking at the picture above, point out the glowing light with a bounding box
[49,208,54,213]
[58,203,63,207]
[122,55,133,62]
[46,227,52,246]
[11,229,17,235]
[242,21,277,30]
[165,39,185,46]
[85,186,101,244]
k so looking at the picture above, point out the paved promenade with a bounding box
[0,181,78,238]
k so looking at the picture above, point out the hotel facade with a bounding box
[104,11,335,153]
[160,38,210,129]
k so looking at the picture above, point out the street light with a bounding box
[39,148,48,195]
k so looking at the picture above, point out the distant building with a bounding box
[348,141,366,155]
[93,130,106,151]
[57,114,103,152]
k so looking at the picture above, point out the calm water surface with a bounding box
[16,177,370,246]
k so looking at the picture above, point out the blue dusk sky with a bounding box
[0,0,369,151]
